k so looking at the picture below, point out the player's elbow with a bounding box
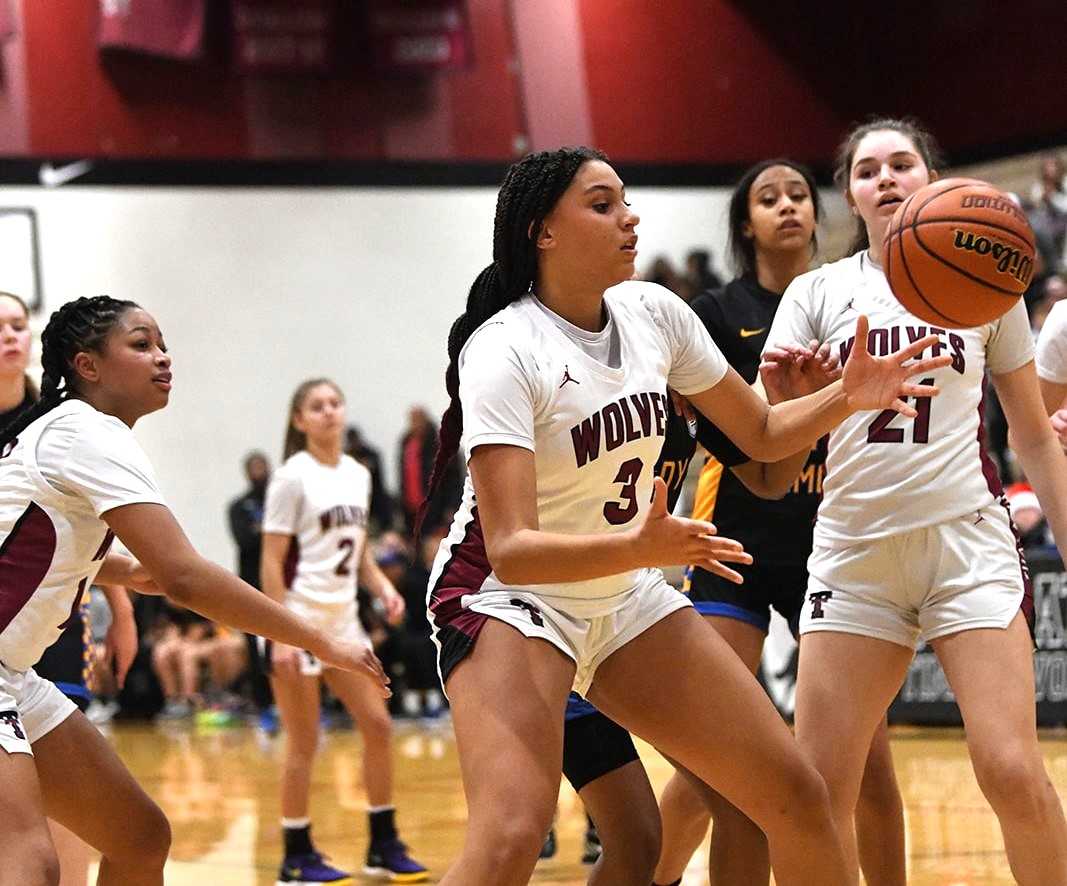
[158,561,203,607]
[485,537,526,585]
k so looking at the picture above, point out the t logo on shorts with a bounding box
[0,710,26,741]
[509,598,544,627]
[808,591,833,619]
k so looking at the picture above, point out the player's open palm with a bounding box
[319,637,392,697]
[842,314,952,416]
[633,477,752,583]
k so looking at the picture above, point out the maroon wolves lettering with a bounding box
[319,505,368,532]
[570,391,667,468]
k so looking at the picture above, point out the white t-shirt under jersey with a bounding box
[429,281,728,618]
[1036,300,1067,385]
[0,399,165,671]
[765,251,1034,549]
[262,451,371,609]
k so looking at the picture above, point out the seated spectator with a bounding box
[380,532,446,720]
[151,609,248,719]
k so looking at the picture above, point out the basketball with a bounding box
[883,177,1036,328]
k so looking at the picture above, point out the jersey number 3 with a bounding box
[866,378,934,444]
[604,458,643,525]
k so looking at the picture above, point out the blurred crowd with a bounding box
[83,152,1067,730]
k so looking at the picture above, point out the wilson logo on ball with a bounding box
[959,193,1029,225]
[951,230,1034,286]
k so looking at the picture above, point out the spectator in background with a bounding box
[345,424,394,531]
[398,405,461,536]
[227,450,274,724]
[1005,482,1051,550]
[685,248,724,294]
[374,532,444,719]
[645,255,682,293]
[229,451,270,586]
[1028,153,1067,277]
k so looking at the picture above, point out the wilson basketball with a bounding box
[883,177,1036,328]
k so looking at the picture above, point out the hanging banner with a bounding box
[231,0,336,74]
[97,0,207,60]
[365,1,471,73]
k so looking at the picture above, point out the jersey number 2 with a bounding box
[335,538,355,576]
[866,378,934,444]
[604,458,643,526]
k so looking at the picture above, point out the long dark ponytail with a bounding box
[0,296,139,450]
[416,146,607,534]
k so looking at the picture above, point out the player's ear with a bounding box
[71,351,99,384]
[741,221,754,239]
[927,168,940,184]
[533,218,555,252]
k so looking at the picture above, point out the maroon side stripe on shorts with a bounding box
[977,380,1034,633]
[429,507,494,682]
[0,502,58,634]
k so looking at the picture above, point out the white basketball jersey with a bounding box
[1036,300,1067,384]
[262,451,371,608]
[0,399,165,671]
[428,281,728,618]
[765,251,1034,548]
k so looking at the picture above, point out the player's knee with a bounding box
[974,748,1057,821]
[114,799,171,869]
[361,710,393,744]
[763,760,834,832]
[481,804,555,871]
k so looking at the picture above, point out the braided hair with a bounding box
[0,296,139,450]
[416,146,606,534]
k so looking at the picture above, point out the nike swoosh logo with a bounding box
[39,160,94,188]
[739,327,767,338]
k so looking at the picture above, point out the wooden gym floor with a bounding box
[84,719,1067,885]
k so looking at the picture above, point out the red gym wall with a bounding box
[0,0,1063,166]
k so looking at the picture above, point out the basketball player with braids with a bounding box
[261,378,427,885]
[652,161,905,886]
[763,118,1067,885]
[0,296,388,886]
[421,146,950,886]
[0,291,139,886]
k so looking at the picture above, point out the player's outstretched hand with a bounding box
[317,637,392,697]
[842,315,952,416]
[761,338,842,403]
[632,477,752,584]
